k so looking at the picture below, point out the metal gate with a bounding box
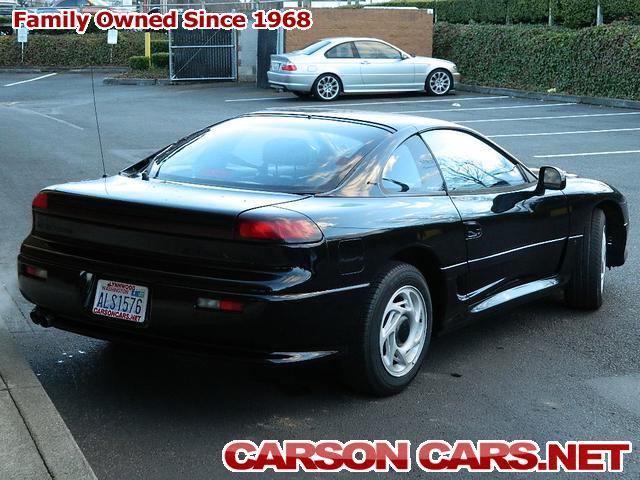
[169,26,237,81]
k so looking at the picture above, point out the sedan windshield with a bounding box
[148,116,389,193]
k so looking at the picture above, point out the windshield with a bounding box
[148,116,389,193]
[294,40,331,55]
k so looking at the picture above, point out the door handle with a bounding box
[464,221,483,240]
[360,60,370,65]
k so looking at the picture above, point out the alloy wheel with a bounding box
[429,71,451,95]
[315,75,340,100]
[379,286,428,377]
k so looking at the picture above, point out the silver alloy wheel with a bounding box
[379,285,428,377]
[316,75,340,100]
[429,70,451,95]
[600,225,607,293]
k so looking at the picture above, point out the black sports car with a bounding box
[18,111,628,395]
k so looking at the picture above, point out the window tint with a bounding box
[149,117,389,194]
[325,42,357,59]
[295,40,331,55]
[421,130,526,191]
[382,136,444,194]
[354,41,402,60]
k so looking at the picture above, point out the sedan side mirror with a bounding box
[537,166,566,192]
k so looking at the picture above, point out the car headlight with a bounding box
[451,65,458,73]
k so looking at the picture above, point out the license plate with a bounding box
[92,279,149,323]
[271,61,281,71]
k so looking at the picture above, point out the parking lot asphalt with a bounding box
[1,72,639,479]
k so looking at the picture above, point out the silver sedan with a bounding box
[267,37,461,101]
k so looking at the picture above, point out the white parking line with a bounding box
[534,150,640,158]
[489,127,640,138]
[458,111,640,124]
[273,95,509,109]
[3,72,57,87]
[401,102,576,114]
[0,104,84,130]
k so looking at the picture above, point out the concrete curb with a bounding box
[0,287,97,480]
[0,67,128,74]
[103,77,161,86]
[457,84,640,110]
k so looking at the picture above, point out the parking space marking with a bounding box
[489,127,640,138]
[534,150,640,158]
[400,102,576,114]
[458,111,640,124]
[3,73,57,87]
[1,104,83,130]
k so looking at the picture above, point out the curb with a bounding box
[0,287,97,480]
[0,67,128,74]
[457,84,640,110]
[103,77,160,86]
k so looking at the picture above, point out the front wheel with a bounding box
[426,69,453,96]
[565,208,607,310]
[313,74,341,101]
[344,262,433,396]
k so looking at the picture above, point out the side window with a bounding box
[421,129,526,191]
[382,136,445,195]
[354,41,402,60]
[325,42,357,59]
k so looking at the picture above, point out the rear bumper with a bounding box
[18,252,368,361]
[267,71,315,92]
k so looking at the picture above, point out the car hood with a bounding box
[413,56,457,69]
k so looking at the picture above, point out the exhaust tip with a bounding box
[30,307,53,328]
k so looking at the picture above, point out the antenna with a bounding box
[90,67,107,178]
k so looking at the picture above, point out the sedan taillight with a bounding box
[281,63,297,72]
[32,192,49,209]
[237,208,322,243]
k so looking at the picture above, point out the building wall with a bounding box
[285,8,433,57]
[238,19,259,82]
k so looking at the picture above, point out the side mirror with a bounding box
[537,166,566,192]
[401,53,411,60]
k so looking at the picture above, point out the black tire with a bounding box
[565,208,607,310]
[343,262,433,396]
[312,73,341,101]
[425,68,453,96]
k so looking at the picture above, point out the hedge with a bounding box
[0,32,144,67]
[129,55,149,70]
[151,39,169,53]
[151,52,169,67]
[381,0,640,27]
[434,23,640,100]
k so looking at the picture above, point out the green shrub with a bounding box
[129,55,149,70]
[434,22,640,100]
[151,39,169,53]
[381,0,640,26]
[0,32,144,66]
[151,52,169,68]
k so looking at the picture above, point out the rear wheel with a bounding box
[313,74,341,101]
[426,69,453,96]
[565,208,607,310]
[344,262,432,396]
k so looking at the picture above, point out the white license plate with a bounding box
[92,279,149,323]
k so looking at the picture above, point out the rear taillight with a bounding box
[24,264,48,280]
[197,297,244,312]
[281,63,297,72]
[32,192,48,209]
[237,209,322,243]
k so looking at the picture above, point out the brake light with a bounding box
[281,63,297,72]
[196,297,244,313]
[238,217,322,243]
[24,264,48,280]
[32,192,48,209]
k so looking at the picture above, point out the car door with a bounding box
[421,128,570,299]
[353,41,414,90]
[322,41,363,91]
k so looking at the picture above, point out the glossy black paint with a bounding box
[18,111,629,362]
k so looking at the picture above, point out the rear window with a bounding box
[148,116,389,193]
[294,40,331,55]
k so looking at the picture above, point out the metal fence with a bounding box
[169,26,237,81]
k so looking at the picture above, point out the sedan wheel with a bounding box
[426,69,453,96]
[313,74,341,101]
[344,262,432,396]
[565,208,607,310]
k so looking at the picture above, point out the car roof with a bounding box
[244,110,457,133]
[319,37,391,43]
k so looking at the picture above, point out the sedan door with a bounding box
[421,129,570,302]
[322,41,363,91]
[353,41,415,90]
